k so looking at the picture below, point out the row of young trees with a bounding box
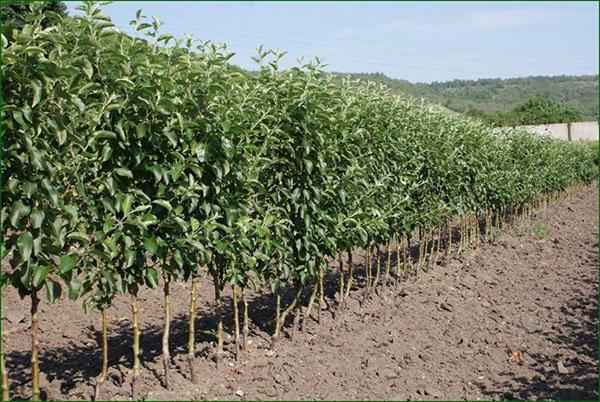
[1,3,597,400]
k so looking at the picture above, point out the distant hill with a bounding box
[333,73,599,121]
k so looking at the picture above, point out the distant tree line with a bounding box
[332,72,598,122]
[466,97,584,127]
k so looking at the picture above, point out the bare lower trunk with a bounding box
[31,291,40,401]
[447,220,453,255]
[384,241,391,288]
[344,249,353,300]
[371,245,381,293]
[302,281,319,332]
[272,285,304,347]
[366,246,372,291]
[162,277,171,390]
[317,264,325,323]
[232,285,240,360]
[395,237,402,287]
[94,308,109,400]
[187,276,197,383]
[291,305,301,341]
[274,293,281,339]
[212,272,223,368]
[131,293,140,400]
[242,287,249,350]
[1,340,8,401]
[338,253,345,307]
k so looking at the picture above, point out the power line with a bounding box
[101,8,598,77]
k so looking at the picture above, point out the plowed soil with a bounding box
[2,185,598,400]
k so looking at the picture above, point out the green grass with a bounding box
[532,222,549,239]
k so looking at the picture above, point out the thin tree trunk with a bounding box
[31,291,40,401]
[242,287,249,350]
[131,293,140,400]
[384,241,391,288]
[232,285,240,361]
[372,245,381,292]
[274,293,281,339]
[272,285,304,347]
[395,237,402,287]
[291,304,301,341]
[302,281,318,332]
[212,271,223,368]
[162,276,171,390]
[338,253,345,307]
[187,275,197,383]
[1,341,8,401]
[94,308,109,400]
[344,249,353,301]
[404,234,410,276]
[317,264,325,323]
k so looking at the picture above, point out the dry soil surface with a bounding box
[2,185,598,400]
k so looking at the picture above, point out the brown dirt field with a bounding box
[2,185,598,401]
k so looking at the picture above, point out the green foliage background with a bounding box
[335,72,598,122]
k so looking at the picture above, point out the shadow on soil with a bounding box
[3,213,537,400]
[474,287,598,400]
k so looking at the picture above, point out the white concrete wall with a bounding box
[494,121,598,141]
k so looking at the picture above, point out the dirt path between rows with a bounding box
[2,185,598,400]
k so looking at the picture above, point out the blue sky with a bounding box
[67,1,598,83]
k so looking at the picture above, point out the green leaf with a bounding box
[95,130,117,140]
[152,199,172,211]
[145,267,158,288]
[82,58,93,79]
[136,123,147,138]
[67,278,81,300]
[124,249,137,268]
[122,194,134,215]
[303,159,314,174]
[32,265,51,288]
[45,279,62,303]
[59,254,78,274]
[17,231,33,262]
[10,201,30,228]
[144,237,158,255]
[140,213,158,226]
[31,79,42,108]
[72,97,86,114]
[115,167,133,179]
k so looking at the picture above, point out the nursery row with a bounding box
[1,3,597,400]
